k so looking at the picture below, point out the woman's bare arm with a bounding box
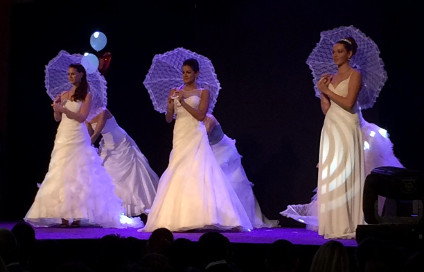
[179,89,210,121]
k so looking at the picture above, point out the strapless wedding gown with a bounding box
[24,100,142,228]
[141,96,252,232]
[93,116,159,216]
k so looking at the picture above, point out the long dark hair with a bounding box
[69,63,89,101]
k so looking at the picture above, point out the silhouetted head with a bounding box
[0,228,18,264]
[310,240,349,272]
[265,239,299,272]
[11,222,36,247]
[198,231,231,263]
[147,228,174,255]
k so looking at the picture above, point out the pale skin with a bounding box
[86,108,113,144]
[165,64,210,123]
[317,42,362,114]
[52,67,92,123]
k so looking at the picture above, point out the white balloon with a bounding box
[81,53,99,74]
[90,31,107,52]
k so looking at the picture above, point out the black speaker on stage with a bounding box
[356,223,424,246]
[362,166,424,225]
[358,167,424,245]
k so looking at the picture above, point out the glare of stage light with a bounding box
[364,141,370,150]
[378,128,388,138]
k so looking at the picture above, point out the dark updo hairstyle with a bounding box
[182,58,199,73]
[69,63,89,101]
[337,37,358,56]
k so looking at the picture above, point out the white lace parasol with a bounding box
[306,25,387,109]
[44,50,107,121]
[143,47,221,114]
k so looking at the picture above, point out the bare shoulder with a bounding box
[350,68,362,83]
[200,88,210,96]
[351,68,361,77]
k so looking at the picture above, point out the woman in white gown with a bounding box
[86,108,159,217]
[141,58,252,232]
[280,112,404,230]
[25,64,142,228]
[204,113,279,228]
[281,37,406,238]
[315,37,364,239]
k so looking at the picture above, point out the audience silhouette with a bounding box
[0,228,28,272]
[264,239,299,272]
[309,240,350,272]
[2,224,424,272]
[11,221,36,271]
[198,231,240,272]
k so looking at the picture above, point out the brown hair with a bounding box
[182,58,199,72]
[69,63,89,101]
[337,37,358,56]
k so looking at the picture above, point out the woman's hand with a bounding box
[52,94,61,110]
[166,89,177,123]
[53,94,61,104]
[317,74,332,94]
[52,100,64,113]
[167,90,177,108]
[173,90,182,101]
[52,98,64,122]
[168,89,176,103]
[170,90,183,107]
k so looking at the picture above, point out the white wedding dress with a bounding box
[25,100,142,228]
[281,78,404,237]
[141,96,252,232]
[208,124,279,228]
[316,76,365,239]
[93,116,159,216]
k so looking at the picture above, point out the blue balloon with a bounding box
[90,31,107,52]
[81,53,99,74]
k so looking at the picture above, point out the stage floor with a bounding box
[0,221,358,247]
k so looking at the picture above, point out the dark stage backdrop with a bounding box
[1,0,423,225]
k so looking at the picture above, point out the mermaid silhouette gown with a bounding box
[141,96,252,232]
[208,123,279,228]
[92,116,159,216]
[24,100,142,228]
